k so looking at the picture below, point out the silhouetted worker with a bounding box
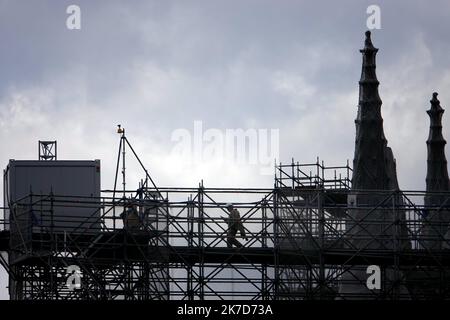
[121,202,141,231]
[221,203,248,248]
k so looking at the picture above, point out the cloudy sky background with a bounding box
[1,0,450,298]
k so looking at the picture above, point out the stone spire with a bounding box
[352,30,393,190]
[426,92,450,194]
[339,31,410,299]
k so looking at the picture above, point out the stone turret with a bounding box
[426,92,449,194]
[423,92,450,250]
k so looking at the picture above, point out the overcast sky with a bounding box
[1,0,450,299]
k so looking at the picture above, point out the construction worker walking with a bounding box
[221,203,248,248]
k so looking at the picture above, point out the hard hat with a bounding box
[225,203,233,208]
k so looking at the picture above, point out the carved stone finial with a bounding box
[432,92,438,100]
[362,30,376,51]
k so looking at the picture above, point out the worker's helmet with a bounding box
[226,203,233,209]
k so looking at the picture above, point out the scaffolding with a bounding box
[1,157,450,299]
[275,159,352,299]
[0,128,448,300]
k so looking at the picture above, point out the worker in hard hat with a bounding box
[121,201,141,231]
[221,203,248,248]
